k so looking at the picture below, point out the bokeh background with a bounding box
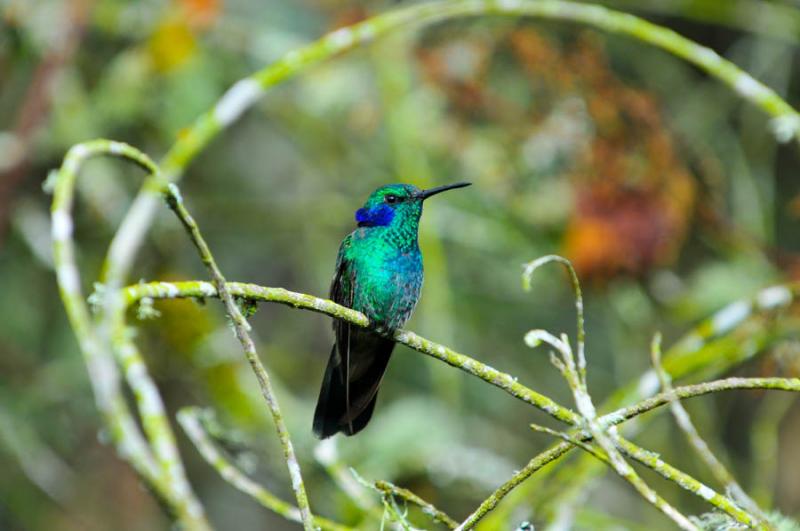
[2,0,800,529]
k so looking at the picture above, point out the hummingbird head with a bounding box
[354,182,471,228]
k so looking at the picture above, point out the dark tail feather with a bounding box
[313,345,345,439]
[344,388,380,436]
[313,337,394,438]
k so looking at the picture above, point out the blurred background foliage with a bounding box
[2,0,800,529]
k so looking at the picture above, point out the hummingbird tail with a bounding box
[313,337,394,439]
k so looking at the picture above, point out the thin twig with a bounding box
[122,284,800,402]
[314,440,382,514]
[525,257,698,531]
[456,441,573,529]
[121,280,800,431]
[530,424,699,531]
[121,280,797,529]
[375,480,458,529]
[178,408,350,531]
[125,281,577,425]
[651,333,768,523]
[452,283,800,529]
[607,378,800,425]
[50,140,209,529]
[523,255,587,387]
[161,185,314,531]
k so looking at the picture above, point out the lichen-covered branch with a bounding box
[606,377,800,425]
[650,333,767,522]
[177,408,350,531]
[122,279,800,431]
[121,280,800,528]
[479,283,800,529]
[455,441,574,529]
[161,186,315,531]
[528,424,698,530]
[50,3,800,528]
[613,437,763,530]
[124,281,577,425]
[50,140,209,529]
[374,480,459,529]
[524,258,698,531]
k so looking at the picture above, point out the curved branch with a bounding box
[53,3,800,527]
[605,377,800,426]
[178,408,350,531]
[478,283,800,528]
[124,280,579,426]
[122,280,800,528]
[650,334,767,522]
[160,0,799,180]
[102,0,800,312]
[161,186,315,530]
[50,141,208,529]
[374,480,458,529]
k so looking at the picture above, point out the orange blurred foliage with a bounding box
[178,0,221,29]
[557,36,695,280]
[418,28,696,281]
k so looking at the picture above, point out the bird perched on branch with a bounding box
[313,182,471,438]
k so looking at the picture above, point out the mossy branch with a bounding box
[123,281,800,417]
[476,283,800,529]
[122,279,800,529]
[53,137,799,528]
[650,333,768,524]
[50,140,209,529]
[161,184,315,530]
[51,2,800,528]
[373,480,459,529]
[527,422,697,530]
[177,408,350,531]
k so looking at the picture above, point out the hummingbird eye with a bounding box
[385,194,399,204]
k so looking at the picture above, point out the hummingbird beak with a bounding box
[418,181,472,200]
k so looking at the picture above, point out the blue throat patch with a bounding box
[356,205,395,227]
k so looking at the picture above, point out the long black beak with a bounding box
[418,181,472,200]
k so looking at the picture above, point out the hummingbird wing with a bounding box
[330,237,355,380]
[313,235,356,438]
[313,234,395,438]
[330,239,356,434]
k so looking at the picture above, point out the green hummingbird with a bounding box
[313,181,472,438]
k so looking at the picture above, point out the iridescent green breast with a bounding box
[343,226,423,329]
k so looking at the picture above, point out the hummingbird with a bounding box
[313,181,471,438]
